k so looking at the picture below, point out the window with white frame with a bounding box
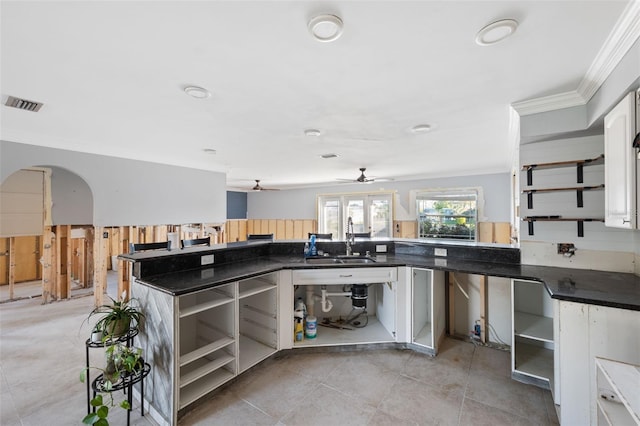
[415,188,479,241]
[317,192,393,239]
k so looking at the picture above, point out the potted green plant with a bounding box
[87,291,144,339]
[80,343,145,425]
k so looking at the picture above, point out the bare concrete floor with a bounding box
[0,294,560,426]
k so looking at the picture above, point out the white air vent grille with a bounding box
[5,96,43,112]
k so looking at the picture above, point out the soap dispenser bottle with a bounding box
[310,234,317,256]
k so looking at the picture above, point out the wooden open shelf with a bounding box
[522,184,604,208]
[522,154,604,186]
[522,217,605,237]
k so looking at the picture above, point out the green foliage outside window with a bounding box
[417,193,477,241]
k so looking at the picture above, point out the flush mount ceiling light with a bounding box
[304,128,321,137]
[203,148,216,154]
[308,14,343,42]
[321,153,339,159]
[184,86,211,99]
[475,19,518,46]
[411,124,432,134]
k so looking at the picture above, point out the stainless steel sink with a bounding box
[339,258,376,264]
[304,257,343,264]
[304,256,376,264]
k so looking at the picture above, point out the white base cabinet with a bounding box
[558,301,640,425]
[511,279,557,396]
[410,268,446,354]
[133,272,279,426]
[178,282,236,410]
[283,267,398,348]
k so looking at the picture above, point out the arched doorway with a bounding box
[0,166,107,303]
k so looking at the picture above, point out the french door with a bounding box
[318,193,393,239]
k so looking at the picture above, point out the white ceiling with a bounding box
[0,1,633,190]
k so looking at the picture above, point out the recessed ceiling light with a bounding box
[308,14,343,42]
[321,153,339,159]
[411,124,432,134]
[184,86,211,99]
[304,129,321,137]
[203,148,216,154]
[475,19,518,46]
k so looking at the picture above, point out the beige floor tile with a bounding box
[434,337,475,366]
[465,370,549,424]
[543,389,560,425]
[279,349,347,380]
[470,344,511,378]
[459,397,529,426]
[323,355,400,407]
[280,383,376,426]
[232,364,318,420]
[0,372,20,426]
[403,351,469,395]
[367,409,419,426]
[180,388,277,426]
[357,347,413,374]
[378,375,463,425]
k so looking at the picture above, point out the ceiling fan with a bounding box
[337,168,390,184]
[252,180,279,191]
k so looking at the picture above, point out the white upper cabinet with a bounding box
[604,91,638,229]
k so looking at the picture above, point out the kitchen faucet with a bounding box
[345,216,355,256]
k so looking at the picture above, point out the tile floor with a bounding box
[0,294,559,426]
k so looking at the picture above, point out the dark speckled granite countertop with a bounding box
[127,243,640,311]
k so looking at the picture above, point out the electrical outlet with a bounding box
[557,243,576,255]
[375,244,387,253]
[434,248,447,257]
[201,254,214,265]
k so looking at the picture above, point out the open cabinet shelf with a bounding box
[514,311,553,343]
[512,279,555,390]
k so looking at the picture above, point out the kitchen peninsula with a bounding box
[122,239,640,426]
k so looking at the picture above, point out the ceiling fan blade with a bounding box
[251,179,279,191]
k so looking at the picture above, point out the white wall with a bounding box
[1,141,226,226]
[48,166,93,225]
[248,172,511,222]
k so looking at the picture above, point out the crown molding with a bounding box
[578,0,640,101]
[513,0,640,116]
[511,91,586,115]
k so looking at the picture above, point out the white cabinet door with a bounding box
[604,91,637,229]
[558,301,640,426]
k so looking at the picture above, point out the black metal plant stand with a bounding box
[91,362,151,426]
[85,328,139,415]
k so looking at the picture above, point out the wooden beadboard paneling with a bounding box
[238,220,247,241]
[478,222,493,243]
[276,220,285,239]
[285,220,294,239]
[494,223,511,244]
[268,219,277,236]
[394,221,417,238]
